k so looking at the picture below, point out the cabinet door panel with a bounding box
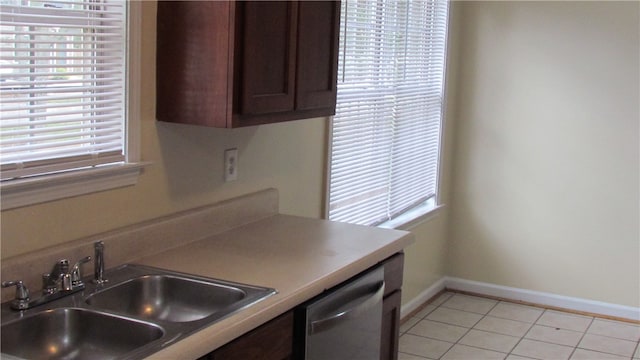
[156,2,233,127]
[381,290,402,360]
[383,252,405,297]
[295,1,340,112]
[212,312,294,360]
[239,1,298,115]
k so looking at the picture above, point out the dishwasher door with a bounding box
[295,266,385,360]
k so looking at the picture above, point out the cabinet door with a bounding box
[295,1,340,113]
[238,1,298,116]
[381,290,402,360]
[156,1,234,127]
[211,312,294,360]
[383,252,405,297]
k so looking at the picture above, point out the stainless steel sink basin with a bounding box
[84,264,276,325]
[86,274,247,322]
[1,308,163,360]
[1,263,276,359]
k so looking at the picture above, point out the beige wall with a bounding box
[447,1,640,307]
[401,213,449,303]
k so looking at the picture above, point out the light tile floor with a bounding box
[399,292,640,360]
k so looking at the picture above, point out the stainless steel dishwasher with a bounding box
[294,266,385,360]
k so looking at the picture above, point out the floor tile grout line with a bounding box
[417,305,439,319]
[482,311,543,326]
[401,318,422,336]
[439,293,500,317]
[466,325,530,341]
[436,298,501,359]
[398,336,454,360]
[437,296,566,328]
[444,342,511,358]
[401,304,441,335]
[567,316,594,360]
[437,324,473,359]
[404,328,466,344]
[415,318,477,331]
[401,348,444,360]
[472,307,542,339]
[431,302,501,320]
[508,338,575,360]
[571,316,640,358]
[401,292,454,332]
[572,347,638,359]
[398,350,431,359]
[530,323,586,334]
[410,318,473,333]
[573,343,639,359]
[583,332,640,343]
[581,324,640,342]
[505,301,547,360]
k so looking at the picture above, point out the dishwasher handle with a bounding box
[309,280,385,335]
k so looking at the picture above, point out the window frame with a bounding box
[0,1,145,210]
[325,0,451,229]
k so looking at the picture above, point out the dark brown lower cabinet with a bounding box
[380,253,404,360]
[208,311,294,360]
[201,253,404,360]
[381,290,402,360]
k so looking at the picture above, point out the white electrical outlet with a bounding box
[224,148,238,182]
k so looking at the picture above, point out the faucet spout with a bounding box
[42,259,70,294]
[49,259,69,281]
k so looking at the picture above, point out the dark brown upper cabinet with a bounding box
[156,1,340,128]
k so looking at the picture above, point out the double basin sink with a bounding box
[1,264,276,359]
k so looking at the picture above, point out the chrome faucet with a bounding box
[93,241,108,285]
[42,259,71,294]
[3,255,92,311]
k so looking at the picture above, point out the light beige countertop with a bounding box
[139,214,414,359]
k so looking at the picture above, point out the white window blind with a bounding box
[328,0,449,226]
[0,0,127,181]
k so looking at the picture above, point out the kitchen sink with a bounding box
[86,274,247,322]
[1,264,276,359]
[84,264,276,325]
[1,308,163,360]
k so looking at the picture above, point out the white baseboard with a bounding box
[445,277,640,321]
[400,277,447,319]
[401,276,640,321]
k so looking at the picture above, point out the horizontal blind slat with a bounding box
[1,98,121,114]
[0,91,123,104]
[1,84,124,95]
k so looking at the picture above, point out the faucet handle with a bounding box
[2,280,30,310]
[71,256,92,287]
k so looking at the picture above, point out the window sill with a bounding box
[378,199,445,231]
[0,162,149,210]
